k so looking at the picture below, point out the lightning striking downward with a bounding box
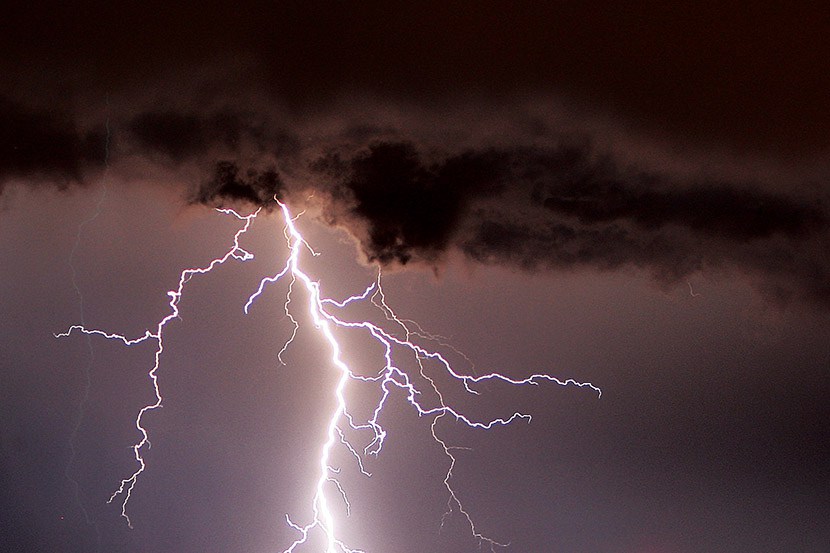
[57,198,600,551]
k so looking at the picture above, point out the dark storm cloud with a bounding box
[186,137,829,306]
[1,84,827,307]
[124,110,301,164]
[310,143,510,264]
[536,170,824,240]
[126,111,246,162]
[0,95,304,191]
[316,142,823,257]
[0,98,105,188]
[192,161,285,208]
[329,144,828,305]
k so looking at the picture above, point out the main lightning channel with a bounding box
[246,201,601,552]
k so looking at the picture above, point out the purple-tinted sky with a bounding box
[1,3,829,553]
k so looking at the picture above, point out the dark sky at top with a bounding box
[3,1,830,153]
[1,3,829,553]
[2,0,829,306]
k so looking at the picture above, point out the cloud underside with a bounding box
[1,99,828,307]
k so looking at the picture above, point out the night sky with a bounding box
[1,3,829,553]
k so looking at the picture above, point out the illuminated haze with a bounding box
[1,3,828,553]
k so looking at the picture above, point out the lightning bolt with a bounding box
[57,197,600,551]
[56,207,260,528]
[247,200,600,552]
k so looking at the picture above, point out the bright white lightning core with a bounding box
[57,199,600,552]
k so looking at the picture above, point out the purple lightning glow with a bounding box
[57,199,600,551]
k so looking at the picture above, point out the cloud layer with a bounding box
[1,95,828,307]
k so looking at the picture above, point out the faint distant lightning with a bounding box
[64,104,110,550]
[57,197,600,550]
[56,207,260,527]
[687,280,701,298]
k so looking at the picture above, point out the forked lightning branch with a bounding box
[57,199,600,552]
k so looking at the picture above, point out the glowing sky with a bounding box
[1,3,829,553]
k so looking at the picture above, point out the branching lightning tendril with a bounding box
[57,198,600,551]
[57,207,259,528]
